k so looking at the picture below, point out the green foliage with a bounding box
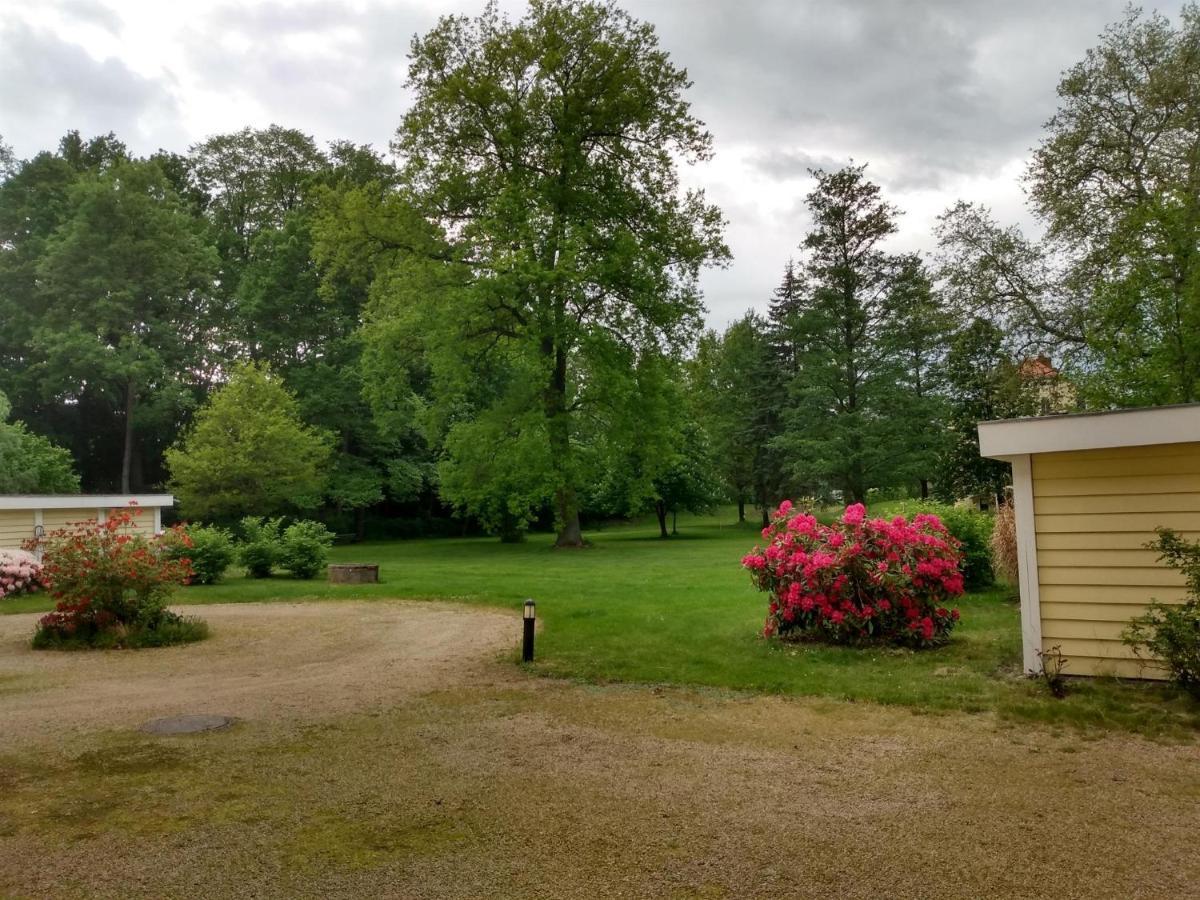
[170,524,235,585]
[278,520,335,579]
[166,363,333,521]
[359,0,728,546]
[687,313,787,523]
[238,516,283,579]
[32,611,208,650]
[234,516,333,579]
[1123,528,1200,695]
[32,155,218,491]
[890,500,995,591]
[935,319,1032,504]
[939,7,1200,405]
[0,391,80,493]
[771,165,948,503]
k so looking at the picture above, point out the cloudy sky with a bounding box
[0,0,1180,327]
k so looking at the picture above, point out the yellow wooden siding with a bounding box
[40,508,102,531]
[1031,444,1200,678]
[101,508,156,535]
[0,510,36,549]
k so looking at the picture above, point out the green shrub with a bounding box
[238,516,283,578]
[164,524,235,584]
[32,610,208,650]
[1123,528,1200,695]
[890,501,995,591]
[278,520,335,579]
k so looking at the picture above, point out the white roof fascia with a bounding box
[0,495,175,511]
[978,405,1200,460]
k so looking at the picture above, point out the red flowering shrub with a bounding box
[24,506,206,649]
[743,501,964,648]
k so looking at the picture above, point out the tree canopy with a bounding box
[165,363,333,521]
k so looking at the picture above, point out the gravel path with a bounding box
[0,601,516,747]
[0,601,1198,899]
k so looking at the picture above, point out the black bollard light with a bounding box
[522,599,536,663]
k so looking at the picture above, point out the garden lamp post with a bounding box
[522,599,536,663]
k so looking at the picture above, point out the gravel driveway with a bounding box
[0,600,1197,899]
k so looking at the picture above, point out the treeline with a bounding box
[0,3,1197,542]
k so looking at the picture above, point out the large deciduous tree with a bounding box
[939,6,1200,406]
[385,0,728,546]
[33,157,218,492]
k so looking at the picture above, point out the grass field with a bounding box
[5,508,1198,736]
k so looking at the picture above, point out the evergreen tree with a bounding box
[773,165,910,503]
[880,255,955,497]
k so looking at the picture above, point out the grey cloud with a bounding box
[750,148,847,180]
[637,0,1136,189]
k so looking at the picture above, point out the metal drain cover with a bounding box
[140,714,236,735]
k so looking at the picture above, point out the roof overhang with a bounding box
[978,403,1200,460]
[0,494,175,510]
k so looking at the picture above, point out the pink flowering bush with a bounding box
[743,501,965,648]
[0,548,44,600]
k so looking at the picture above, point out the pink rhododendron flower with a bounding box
[842,503,866,526]
[742,501,963,649]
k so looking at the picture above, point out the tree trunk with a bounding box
[920,478,930,500]
[121,379,136,494]
[655,501,668,539]
[355,507,366,543]
[545,341,584,548]
[737,499,745,523]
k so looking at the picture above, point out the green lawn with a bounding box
[6,509,1198,736]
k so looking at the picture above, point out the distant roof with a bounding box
[979,403,1200,458]
[1018,355,1059,379]
[0,494,175,510]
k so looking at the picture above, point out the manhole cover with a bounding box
[140,715,236,735]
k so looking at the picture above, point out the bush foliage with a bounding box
[26,506,204,650]
[238,516,283,578]
[237,516,334,579]
[1123,528,1200,696]
[0,548,44,600]
[744,501,964,648]
[278,520,335,579]
[163,523,235,584]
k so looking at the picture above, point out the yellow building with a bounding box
[0,494,174,550]
[978,405,1200,679]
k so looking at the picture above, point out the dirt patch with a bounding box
[0,601,516,747]
[0,602,1198,899]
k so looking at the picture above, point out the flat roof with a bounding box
[979,403,1200,458]
[0,494,175,510]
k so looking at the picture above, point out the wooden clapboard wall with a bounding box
[1031,442,1200,677]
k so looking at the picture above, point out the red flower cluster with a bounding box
[743,501,964,648]
[25,507,193,642]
